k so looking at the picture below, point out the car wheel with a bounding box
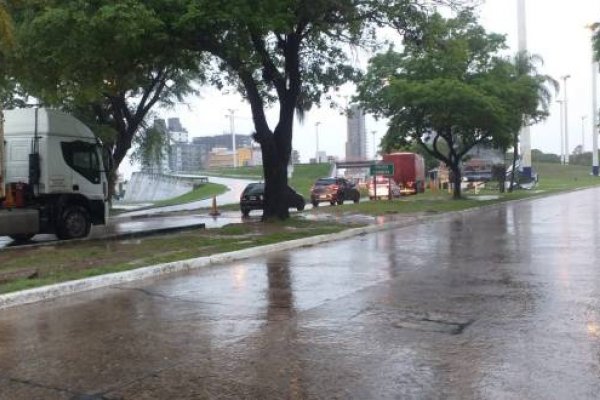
[241,208,250,217]
[330,201,336,206]
[354,196,359,204]
[9,233,35,243]
[311,201,319,207]
[56,205,91,240]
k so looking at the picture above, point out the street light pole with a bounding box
[581,115,587,152]
[227,109,237,168]
[562,75,571,164]
[372,130,377,159]
[517,0,532,178]
[315,121,321,163]
[558,100,565,164]
[590,24,600,176]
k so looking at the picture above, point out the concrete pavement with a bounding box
[1,188,600,399]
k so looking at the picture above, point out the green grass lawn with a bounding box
[0,218,357,294]
[202,163,332,197]
[309,162,600,217]
[534,163,599,191]
[152,182,228,207]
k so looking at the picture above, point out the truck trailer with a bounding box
[381,152,426,195]
[0,108,108,241]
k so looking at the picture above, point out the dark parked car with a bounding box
[240,182,305,216]
[310,177,360,207]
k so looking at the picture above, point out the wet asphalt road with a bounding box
[2,188,600,399]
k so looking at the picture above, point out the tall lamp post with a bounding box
[589,23,599,176]
[315,121,321,163]
[557,100,565,164]
[371,130,377,159]
[227,109,237,168]
[561,75,572,164]
[581,115,588,152]
[517,0,532,178]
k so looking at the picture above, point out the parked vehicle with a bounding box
[310,177,360,207]
[381,152,426,195]
[240,182,305,216]
[368,177,401,200]
[0,108,109,241]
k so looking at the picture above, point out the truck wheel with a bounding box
[241,208,250,217]
[9,234,34,243]
[57,205,91,240]
[311,201,319,208]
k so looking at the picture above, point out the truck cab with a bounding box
[1,108,108,241]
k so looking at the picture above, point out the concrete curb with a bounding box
[0,187,593,310]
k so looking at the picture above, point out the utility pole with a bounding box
[589,24,600,176]
[227,109,236,168]
[581,115,587,152]
[562,75,571,164]
[517,0,532,178]
[372,131,377,159]
[557,100,564,164]
[315,121,321,163]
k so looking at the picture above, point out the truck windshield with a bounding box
[61,141,101,184]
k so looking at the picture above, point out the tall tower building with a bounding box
[167,117,188,143]
[345,105,367,161]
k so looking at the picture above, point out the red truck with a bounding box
[382,152,426,195]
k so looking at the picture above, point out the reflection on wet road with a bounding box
[2,188,600,398]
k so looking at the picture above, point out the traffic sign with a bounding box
[369,163,394,176]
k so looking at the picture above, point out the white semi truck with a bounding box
[0,108,108,241]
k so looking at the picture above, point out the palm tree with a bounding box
[508,51,559,192]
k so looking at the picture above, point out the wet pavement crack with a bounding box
[7,376,77,396]
[420,317,475,335]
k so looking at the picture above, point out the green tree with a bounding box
[178,0,437,219]
[130,121,170,173]
[9,0,204,193]
[357,11,522,198]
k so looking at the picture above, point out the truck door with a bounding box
[61,140,103,200]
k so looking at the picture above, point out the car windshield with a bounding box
[244,183,264,195]
[315,178,337,186]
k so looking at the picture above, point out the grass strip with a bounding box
[0,218,355,294]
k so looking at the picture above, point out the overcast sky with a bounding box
[144,0,600,174]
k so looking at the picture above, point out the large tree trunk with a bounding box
[451,165,462,199]
[260,130,290,221]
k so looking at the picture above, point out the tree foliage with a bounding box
[175,0,440,219]
[357,11,551,198]
[8,0,204,191]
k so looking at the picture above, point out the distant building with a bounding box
[167,118,188,143]
[169,141,206,173]
[345,105,367,161]
[193,134,252,151]
[207,146,260,169]
[291,149,300,165]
